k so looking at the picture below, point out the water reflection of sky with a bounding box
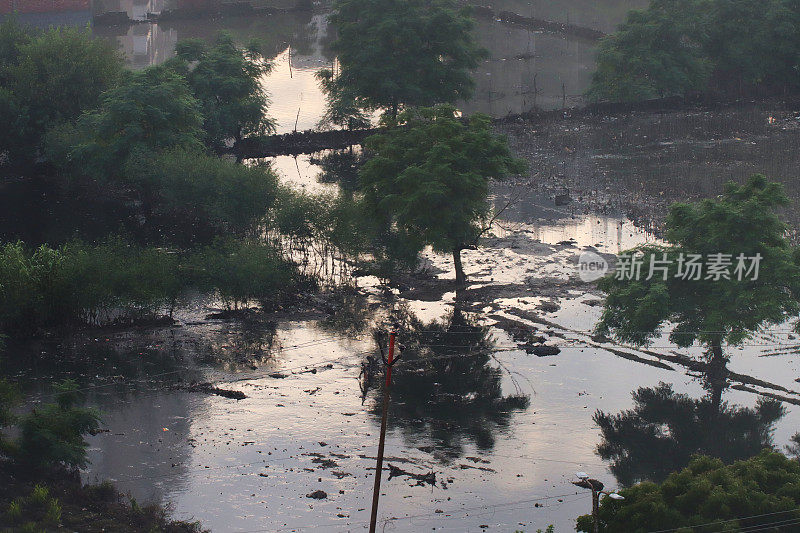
[8,2,800,531]
[86,1,622,129]
[62,314,800,532]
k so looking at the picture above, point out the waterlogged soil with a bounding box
[9,223,800,532]
[497,99,800,231]
[8,3,800,532]
[10,161,800,532]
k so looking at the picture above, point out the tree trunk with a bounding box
[709,335,726,414]
[453,248,466,286]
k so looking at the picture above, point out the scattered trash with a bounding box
[187,382,247,400]
[532,345,561,357]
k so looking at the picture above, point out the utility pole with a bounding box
[572,472,624,533]
[368,330,397,533]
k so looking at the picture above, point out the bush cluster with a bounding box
[589,0,800,101]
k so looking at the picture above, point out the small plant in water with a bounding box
[5,484,62,528]
[5,499,22,523]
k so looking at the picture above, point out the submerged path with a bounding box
[234,95,760,158]
[233,128,378,159]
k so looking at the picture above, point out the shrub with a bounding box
[578,450,800,532]
[17,380,100,470]
[0,240,182,336]
[3,485,62,529]
[128,147,279,244]
[189,239,315,311]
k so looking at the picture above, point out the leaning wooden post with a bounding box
[368,330,396,533]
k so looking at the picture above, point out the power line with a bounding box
[24,334,365,402]
[237,490,589,532]
[646,508,800,533]
[736,516,800,533]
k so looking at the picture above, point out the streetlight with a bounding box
[572,472,624,533]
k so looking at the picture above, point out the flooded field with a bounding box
[10,198,800,530]
[85,0,650,131]
[5,1,800,532]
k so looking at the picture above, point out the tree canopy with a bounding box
[358,106,526,284]
[45,64,203,181]
[597,175,800,362]
[327,0,486,118]
[172,32,274,152]
[588,0,800,101]
[577,450,800,532]
[588,2,711,102]
[0,18,121,171]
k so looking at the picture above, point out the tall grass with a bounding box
[0,239,310,337]
[188,239,316,311]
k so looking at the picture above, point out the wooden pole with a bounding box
[368,331,396,533]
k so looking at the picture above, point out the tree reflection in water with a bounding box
[594,376,785,486]
[369,306,529,459]
[311,148,363,194]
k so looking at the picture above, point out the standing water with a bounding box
[5,0,800,531]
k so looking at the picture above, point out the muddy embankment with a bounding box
[468,4,606,40]
[497,96,800,231]
[93,1,313,26]
[234,94,800,163]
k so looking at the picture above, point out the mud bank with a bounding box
[93,2,312,27]
[234,128,376,158]
[470,4,606,40]
[236,96,800,159]
[497,97,800,231]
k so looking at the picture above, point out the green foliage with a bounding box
[315,69,371,130]
[577,450,800,532]
[327,0,486,117]
[4,485,62,529]
[5,499,22,523]
[588,3,711,101]
[588,0,800,101]
[46,64,203,180]
[10,25,121,128]
[0,236,320,336]
[172,32,274,151]
[0,379,18,458]
[0,19,122,169]
[128,147,279,244]
[359,105,526,282]
[18,381,100,469]
[594,383,785,485]
[41,60,282,246]
[189,239,315,311]
[0,240,182,336]
[597,175,800,354]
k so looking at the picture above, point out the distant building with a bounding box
[0,0,91,14]
[0,0,92,27]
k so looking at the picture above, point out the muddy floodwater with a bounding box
[6,1,800,532]
[83,0,644,131]
[11,177,800,531]
[9,217,800,532]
